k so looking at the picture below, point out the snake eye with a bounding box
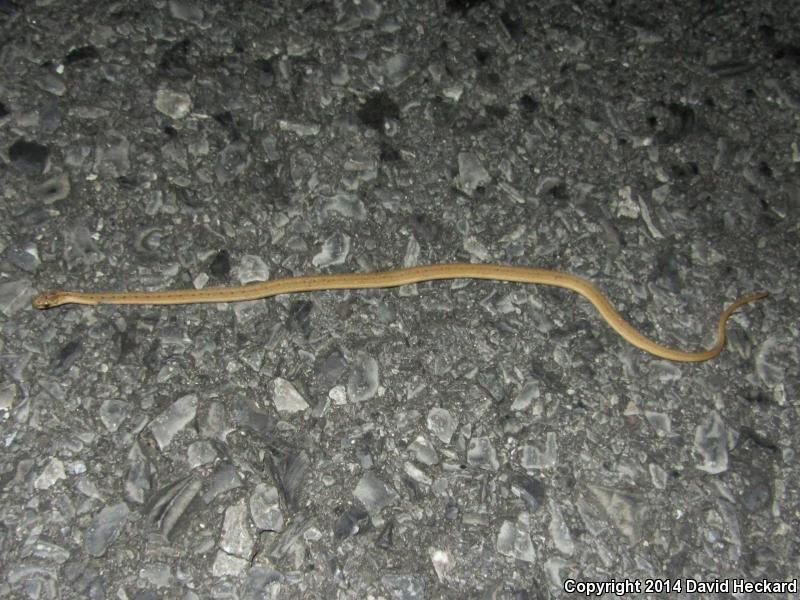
[33,292,57,310]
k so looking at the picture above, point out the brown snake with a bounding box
[33,263,767,362]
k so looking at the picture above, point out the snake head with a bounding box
[33,291,65,310]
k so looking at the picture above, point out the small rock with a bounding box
[34,457,66,490]
[521,432,558,469]
[0,382,16,411]
[320,192,366,220]
[347,354,379,402]
[333,505,369,539]
[212,550,248,577]
[407,435,438,465]
[203,463,243,503]
[381,574,425,600]
[169,0,203,23]
[187,440,217,468]
[250,484,284,532]
[220,499,253,558]
[272,378,309,413]
[215,141,250,184]
[85,502,130,557]
[456,152,490,195]
[511,381,539,411]
[5,243,40,273]
[403,462,431,486]
[235,254,269,285]
[548,500,575,555]
[38,72,66,96]
[99,399,130,432]
[427,408,456,445]
[93,134,130,177]
[0,279,32,316]
[429,548,452,582]
[694,412,729,474]
[312,232,350,267]
[496,513,536,563]
[139,564,172,588]
[382,54,414,87]
[354,471,394,513]
[467,437,499,471]
[242,567,283,599]
[24,539,70,564]
[149,394,197,449]
[154,89,192,119]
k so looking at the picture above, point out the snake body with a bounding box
[33,263,767,362]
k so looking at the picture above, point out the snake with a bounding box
[32,263,767,362]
